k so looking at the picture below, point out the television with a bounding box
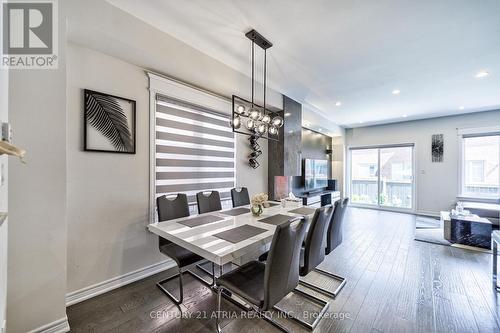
[304,159,328,190]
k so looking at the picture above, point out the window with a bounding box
[148,73,236,221]
[350,145,414,210]
[461,135,500,198]
[466,160,485,183]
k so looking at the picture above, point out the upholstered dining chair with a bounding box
[230,187,250,207]
[271,205,334,330]
[196,190,222,214]
[314,197,350,297]
[215,216,308,333]
[156,194,215,305]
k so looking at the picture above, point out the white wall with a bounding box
[66,43,268,294]
[345,109,500,216]
[0,1,9,328]
[7,1,68,332]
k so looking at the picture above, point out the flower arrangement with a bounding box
[251,193,268,206]
[251,192,268,216]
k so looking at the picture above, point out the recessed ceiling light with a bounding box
[392,89,401,95]
[402,114,408,118]
[284,112,291,117]
[359,121,364,124]
[304,122,310,127]
[335,101,342,107]
[475,70,489,78]
[459,106,465,110]
[318,128,322,132]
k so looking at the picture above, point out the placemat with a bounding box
[220,207,251,216]
[177,214,223,228]
[288,207,316,215]
[258,214,293,225]
[213,225,268,244]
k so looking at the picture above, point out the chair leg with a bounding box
[273,288,329,331]
[156,267,184,305]
[216,287,223,333]
[157,265,218,305]
[215,286,289,333]
[187,262,216,287]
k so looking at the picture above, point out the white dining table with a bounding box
[148,202,315,266]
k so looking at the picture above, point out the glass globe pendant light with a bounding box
[249,108,261,120]
[245,119,256,130]
[230,115,241,129]
[268,125,278,136]
[261,114,271,124]
[230,30,283,142]
[256,123,267,135]
[271,116,284,128]
[235,105,246,115]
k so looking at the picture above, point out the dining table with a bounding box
[148,201,317,267]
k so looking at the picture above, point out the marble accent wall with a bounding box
[268,96,302,199]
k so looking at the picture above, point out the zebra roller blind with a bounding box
[154,94,235,214]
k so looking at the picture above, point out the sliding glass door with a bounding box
[350,145,414,210]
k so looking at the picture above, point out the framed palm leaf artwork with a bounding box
[84,89,136,154]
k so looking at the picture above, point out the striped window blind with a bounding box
[154,94,235,215]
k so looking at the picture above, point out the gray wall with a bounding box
[345,109,500,216]
[7,1,68,332]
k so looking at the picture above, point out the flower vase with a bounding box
[251,204,263,217]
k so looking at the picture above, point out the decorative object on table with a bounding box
[431,134,443,162]
[248,134,262,169]
[84,89,136,154]
[230,29,284,142]
[251,192,268,216]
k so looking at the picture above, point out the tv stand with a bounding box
[296,190,340,208]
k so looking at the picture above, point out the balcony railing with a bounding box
[351,179,412,208]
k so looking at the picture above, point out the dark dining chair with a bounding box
[230,187,250,207]
[196,190,222,214]
[215,216,308,333]
[156,194,215,305]
[314,197,349,297]
[272,204,334,330]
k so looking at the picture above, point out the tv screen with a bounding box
[304,159,328,190]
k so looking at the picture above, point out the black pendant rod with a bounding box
[251,41,254,106]
[263,48,267,114]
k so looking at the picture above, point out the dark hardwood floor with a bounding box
[67,208,500,333]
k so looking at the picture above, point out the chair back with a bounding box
[196,191,222,214]
[326,197,349,255]
[157,194,190,248]
[301,204,334,276]
[263,216,308,310]
[231,187,250,207]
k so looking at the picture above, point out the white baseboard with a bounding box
[27,316,70,333]
[66,259,175,306]
[415,210,440,217]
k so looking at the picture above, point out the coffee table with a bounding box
[441,211,492,249]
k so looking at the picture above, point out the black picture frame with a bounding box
[83,89,136,154]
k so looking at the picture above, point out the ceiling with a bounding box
[107,0,500,128]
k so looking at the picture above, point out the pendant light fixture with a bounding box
[231,29,284,142]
